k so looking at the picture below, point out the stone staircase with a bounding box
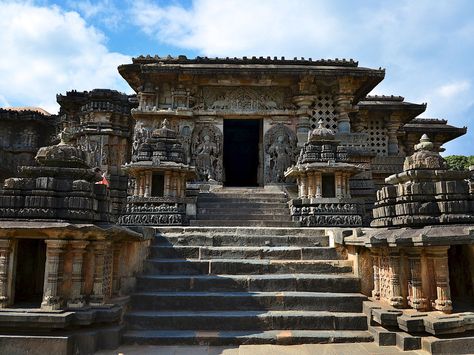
[122,224,373,345]
[190,188,298,227]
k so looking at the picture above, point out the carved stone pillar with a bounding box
[335,172,343,199]
[0,239,12,308]
[407,249,428,310]
[335,77,357,133]
[67,240,89,308]
[138,173,145,197]
[112,243,122,296]
[164,171,172,197]
[386,113,401,156]
[388,250,404,307]
[371,249,381,300]
[300,174,308,199]
[315,173,322,198]
[293,96,314,146]
[41,240,68,311]
[144,172,151,197]
[89,241,112,306]
[428,247,452,313]
[307,172,315,199]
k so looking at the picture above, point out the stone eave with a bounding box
[384,169,470,184]
[0,220,149,241]
[401,119,467,141]
[358,98,427,122]
[0,109,57,124]
[344,225,474,248]
[118,62,385,98]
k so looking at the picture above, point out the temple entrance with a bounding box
[14,239,46,307]
[224,119,261,186]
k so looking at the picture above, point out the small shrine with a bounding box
[119,119,196,226]
[285,121,363,226]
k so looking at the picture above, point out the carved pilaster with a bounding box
[0,239,12,308]
[428,247,452,313]
[407,249,428,310]
[371,249,381,300]
[293,96,314,146]
[89,241,112,306]
[112,243,122,296]
[67,240,89,308]
[41,240,68,311]
[386,113,401,156]
[388,250,403,307]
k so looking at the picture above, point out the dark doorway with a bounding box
[14,239,46,307]
[224,119,261,186]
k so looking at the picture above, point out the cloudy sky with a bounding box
[0,0,473,155]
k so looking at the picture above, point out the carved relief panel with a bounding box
[199,87,291,111]
[191,124,223,182]
[264,124,298,183]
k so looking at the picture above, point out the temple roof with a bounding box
[118,55,385,101]
[358,95,426,114]
[0,107,56,124]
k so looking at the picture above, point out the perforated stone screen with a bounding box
[368,118,388,156]
[311,93,337,131]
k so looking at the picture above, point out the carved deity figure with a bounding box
[264,124,297,183]
[195,134,219,180]
[268,135,292,182]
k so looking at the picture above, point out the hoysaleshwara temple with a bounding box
[0,55,473,354]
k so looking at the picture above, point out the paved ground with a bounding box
[97,343,429,354]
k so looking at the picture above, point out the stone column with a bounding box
[307,172,315,199]
[387,250,404,307]
[429,247,452,313]
[164,171,172,197]
[407,249,428,310]
[371,249,381,300]
[133,175,139,196]
[335,172,343,199]
[300,174,308,199]
[386,113,401,156]
[67,240,89,308]
[315,173,322,198]
[138,173,145,197]
[335,77,358,133]
[112,243,122,296]
[0,239,12,308]
[41,240,68,311]
[89,241,112,306]
[293,96,314,147]
[144,172,151,197]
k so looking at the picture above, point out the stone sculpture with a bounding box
[264,124,297,183]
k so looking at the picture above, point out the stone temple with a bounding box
[0,55,473,354]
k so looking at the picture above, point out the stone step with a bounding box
[198,193,287,201]
[149,246,342,260]
[143,259,353,275]
[135,274,360,293]
[197,207,290,215]
[154,226,328,237]
[196,214,291,221]
[125,310,368,331]
[153,234,329,247]
[122,329,373,346]
[197,202,288,209]
[190,220,299,227]
[130,291,366,312]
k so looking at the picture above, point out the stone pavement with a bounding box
[96,343,429,355]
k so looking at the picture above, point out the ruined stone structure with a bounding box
[0,108,56,184]
[0,55,473,354]
[57,89,136,220]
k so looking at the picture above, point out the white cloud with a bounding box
[0,95,10,107]
[66,0,123,29]
[0,2,131,113]
[436,81,470,98]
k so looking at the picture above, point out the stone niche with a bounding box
[285,121,364,227]
[120,119,196,226]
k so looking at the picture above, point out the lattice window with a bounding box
[368,118,388,156]
[311,93,337,131]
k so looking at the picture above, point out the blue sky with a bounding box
[0,0,473,155]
